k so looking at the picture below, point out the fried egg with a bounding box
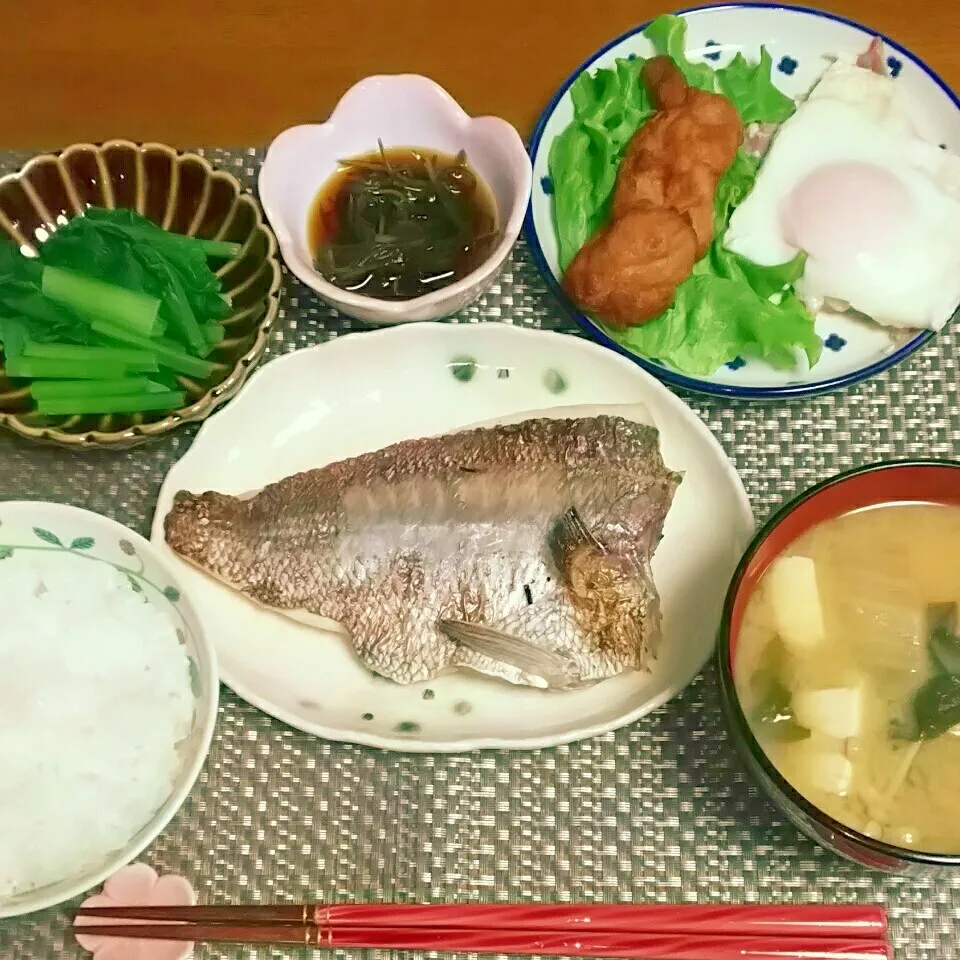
[724,58,960,331]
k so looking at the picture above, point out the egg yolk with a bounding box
[780,161,913,267]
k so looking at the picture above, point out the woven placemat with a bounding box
[1,147,958,960]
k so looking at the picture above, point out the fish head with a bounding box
[566,542,661,670]
[551,508,660,670]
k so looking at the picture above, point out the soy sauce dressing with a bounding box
[308,143,500,301]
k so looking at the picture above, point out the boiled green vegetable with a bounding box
[83,207,240,260]
[35,389,186,417]
[28,377,164,401]
[21,340,159,367]
[41,208,233,325]
[5,357,133,381]
[91,319,214,379]
[0,207,234,419]
[202,322,225,347]
[40,265,162,338]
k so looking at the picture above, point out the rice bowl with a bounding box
[0,501,218,918]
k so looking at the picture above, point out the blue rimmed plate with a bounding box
[525,3,960,398]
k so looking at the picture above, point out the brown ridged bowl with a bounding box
[0,140,282,449]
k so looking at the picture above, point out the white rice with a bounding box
[0,551,194,899]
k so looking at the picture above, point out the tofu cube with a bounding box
[783,739,854,796]
[793,685,865,740]
[765,555,825,652]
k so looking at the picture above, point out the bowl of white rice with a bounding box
[0,500,218,918]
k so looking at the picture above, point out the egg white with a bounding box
[724,59,960,331]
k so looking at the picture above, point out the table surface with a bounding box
[6,0,960,149]
[2,142,960,960]
[3,5,960,959]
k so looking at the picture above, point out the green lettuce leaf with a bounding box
[547,13,820,376]
[610,157,818,374]
[642,15,717,92]
[716,50,797,124]
[711,247,808,300]
[549,126,609,271]
[549,60,654,270]
[710,149,759,238]
[618,274,821,376]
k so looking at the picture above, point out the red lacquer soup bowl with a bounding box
[717,460,960,874]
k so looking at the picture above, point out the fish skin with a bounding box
[163,415,681,687]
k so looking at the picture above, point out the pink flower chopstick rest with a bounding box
[73,863,196,960]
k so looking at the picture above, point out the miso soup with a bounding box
[735,502,960,854]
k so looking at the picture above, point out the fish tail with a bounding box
[164,490,244,570]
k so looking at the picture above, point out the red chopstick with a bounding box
[73,902,887,938]
[71,923,892,960]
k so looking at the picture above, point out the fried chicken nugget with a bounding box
[611,56,742,256]
[562,207,698,329]
[562,56,743,329]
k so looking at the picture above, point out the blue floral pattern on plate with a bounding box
[778,55,798,75]
[825,333,848,352]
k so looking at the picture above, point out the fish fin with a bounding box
[550,506,604,564]
[438,619,579,689]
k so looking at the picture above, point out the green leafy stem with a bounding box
[0,526,180,603]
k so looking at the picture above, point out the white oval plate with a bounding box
[525,3,960,398]
[151,324,753,752]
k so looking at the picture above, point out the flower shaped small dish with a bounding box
[74,863,196,960]
[258,75,532,324]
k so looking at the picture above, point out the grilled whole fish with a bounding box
[164,414,682,688]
